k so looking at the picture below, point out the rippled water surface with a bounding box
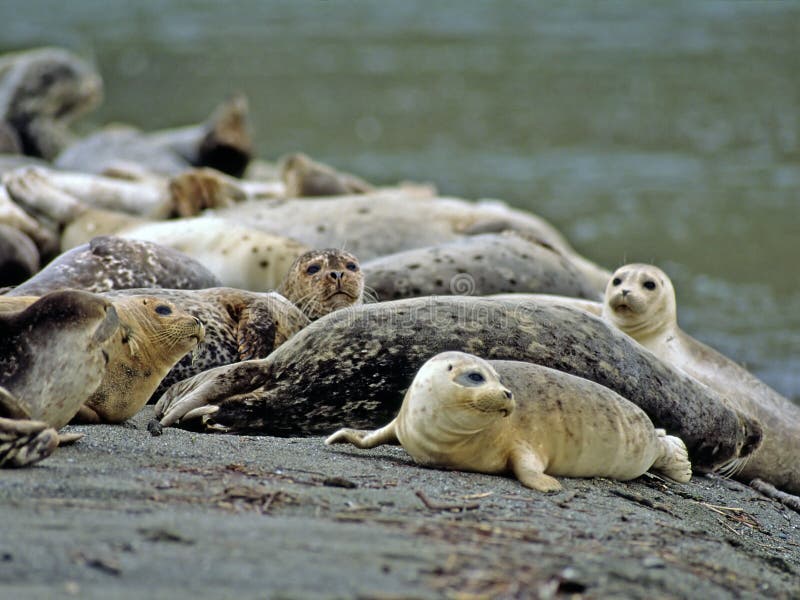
[3,1,799,398]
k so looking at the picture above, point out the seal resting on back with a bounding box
[603,263,800,493]
[327,352,691,491]
[154,296,760,472]
[6,236,221,296]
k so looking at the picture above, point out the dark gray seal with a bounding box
[105,287,309,397]
[0,289,119,428]
[6,236,221,296]
[0,47,102,159]
[363,231,605,301]
[154,296,761,472]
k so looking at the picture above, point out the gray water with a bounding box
[3,1,799,399]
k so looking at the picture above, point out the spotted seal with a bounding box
[276,248,365,319]
[0,289,119,428]
[0,47,102,159]
[154,296,759,471]
[363,232,605,301]
[105,287,309,398]
[6,236,221,296]
[0,223,39,286]
[603,263,800,493]
[280,152,374,197]
[327,352,691,491]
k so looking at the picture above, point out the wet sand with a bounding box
[1,408,798,599]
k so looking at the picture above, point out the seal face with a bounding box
[0,289,119,428]
[602,263,800,493]
[77,295,205,423]
[327,352,692,491]
[277,248,364,320]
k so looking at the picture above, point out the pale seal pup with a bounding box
[6,236,221,296]
[327,352,691,491]
[603,263,800,493]
[0,290,119,428]
[280,152,374,197]
[207,193,611,289]
[55,94,252,177]
[154,296,759,471]
[72,295,205,423]
[363,232,605,301]
[277,248,365,320]
[0,47,102,159]
[105,287,309,397]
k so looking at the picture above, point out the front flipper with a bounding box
[236,301,308,361]
[0,417,59,468]
[154,360,269,428]
[325,421,399,449]
[510,447,562,492]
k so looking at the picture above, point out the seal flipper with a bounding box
[510,447,562,492]
[237,305,278,361]
[325,420,399,449]
[0,386,32,420]
[651,429,692,483]
[0,417,59,468]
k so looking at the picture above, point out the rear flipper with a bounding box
[650,428,692,483]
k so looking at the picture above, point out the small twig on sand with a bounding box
[415,490,480,512]
[610,489,677,517]
[750,479,800,514]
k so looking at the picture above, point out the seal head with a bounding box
[602,263,676,341]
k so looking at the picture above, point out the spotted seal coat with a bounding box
[154,296,760,472]
[327,352,691,491]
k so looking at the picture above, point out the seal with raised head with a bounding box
[327,352,692,491]
[0,46,103,159]
[603,263,800,493]
[6,236,221,297]
[154,296,759,472]
[276,248,364,320]
[0,289,119,428]
[105,287,309,397]
[363,232,605,301]
[72,295,205,423]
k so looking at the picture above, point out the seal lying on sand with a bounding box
[105,287,309,397]
[280,153,374,197]
[55,93,252,177]
[327,352,691,491]
[74,296,205,423]
[0,47,102,159]
[603,263,800,493]
[277,248,365,319]
[363,232,605,301]
[154,296,759,472]
[208,194,611,289]
[6,236,221,296]
[0,290,118,428]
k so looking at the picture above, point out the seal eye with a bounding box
[612,277,622,286]
[345,262,358,272]
[155,305,172,316]
[643,280,657,291]
[306,264,321,275]
[468,372,485,383]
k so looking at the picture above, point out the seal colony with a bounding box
[327,352,692,491]
[0,46,797,504]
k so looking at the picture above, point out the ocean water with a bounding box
[3,0,798,399]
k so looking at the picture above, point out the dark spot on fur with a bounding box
[473,255,483,260]
[509,279,517,286]
[408,264,421,270]
[317,225,326,233]
[251,247,258,254]
[260,260,269,268]
[435,279,443,287]
[357,207,369,214]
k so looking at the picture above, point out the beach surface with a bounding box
[1,407,798,599]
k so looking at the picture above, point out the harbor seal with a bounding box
[6,236,221,296]
[603,263,800,493]
[327,352,692,491]
[277,248,365,319]
[0,415,59,468]
[208,194,611,288]
[0,47,103,159]
[105,287,309,397]
[0,223,39,286]
[363,232,605,301]
[73,295,205,423]
[0,290,119,428]
[280,152,374,197]
[154,296,759,471]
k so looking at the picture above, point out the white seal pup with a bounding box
[327,352,691,491]
[603,263,800,493]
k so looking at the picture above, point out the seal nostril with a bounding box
[622,289,629,297]
[504,390,512,399]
